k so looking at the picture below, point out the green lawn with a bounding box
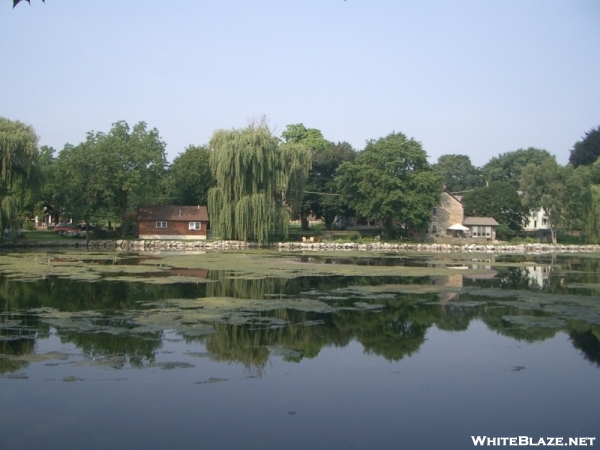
[20,231,69,241]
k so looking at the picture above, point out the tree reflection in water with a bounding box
[1,253,600,375]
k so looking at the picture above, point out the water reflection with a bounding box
[1,252,600,377]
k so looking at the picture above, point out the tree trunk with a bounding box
[550,226,557,244]
[300,215,309,231]
[546,209,558,244]
[85,220,90,247]
[324,216,334,230]
[382,218,393,239]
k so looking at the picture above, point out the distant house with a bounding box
[137,205,209,240]
[429,191,464,237]
[524,207,549,232]
[462,217,499,240]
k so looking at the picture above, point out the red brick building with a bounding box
[137,205,209,240]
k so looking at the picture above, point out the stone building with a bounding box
[429,191,464,237]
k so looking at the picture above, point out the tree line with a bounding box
[1,116,599,243]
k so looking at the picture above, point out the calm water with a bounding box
[1,250,599,449]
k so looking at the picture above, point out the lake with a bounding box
[1,250,599,449]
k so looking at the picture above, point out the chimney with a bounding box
[178,210,182,216]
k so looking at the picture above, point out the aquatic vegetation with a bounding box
[1,249,600,374]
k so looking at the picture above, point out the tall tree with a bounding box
[433,154,482,192]
[482,148,555,187]
[54,121,167,237]
[0,117,39,237]
[337,132,442,237]
[310,142,356,229]
[164,145,214,206]
[520,160,567,244]
[208,124,311,243]
[54,142,108,240]
[586,185,600,244]
[461,181,527,231]
[281,124,330,230]
[93,121,167,235]
[569,126,600,168]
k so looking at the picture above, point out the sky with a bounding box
[2,0,599,166]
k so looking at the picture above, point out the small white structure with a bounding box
[447,223,469,238]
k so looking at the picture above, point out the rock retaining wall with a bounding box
[3,239,600,254]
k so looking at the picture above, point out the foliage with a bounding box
[495,223,517,241]
[208,125,311,243]
[569,126,600,168]
[306,141,356,229]
[53,143,107,231]
[520,160,567,244]
[164,145,214,206]
[281,124,329,153]
[433,154,482,192]
[461,181,527,231]
[281,124,332,229]
[482,147,555,187]
[586,185,600,244]
[337,132,442,237]
[0,117,39,238]
[54,121,167,237]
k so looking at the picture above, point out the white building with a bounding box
[524,208,549,231]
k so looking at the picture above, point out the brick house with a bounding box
[137,205,209,240]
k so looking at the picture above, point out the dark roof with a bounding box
[137,205,209,221]
[463,217,499,226]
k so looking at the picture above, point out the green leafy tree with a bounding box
[433,154,482,192]
[461,181,527,235]
[208,124,311,243]
[54,121,167,237]
[30,145,61,225]
[569,126,600,168]
[311,142,356,229]
[164,145,214,206]
[337,132,442,237]
[0,117,39,238]
[92,121,167,235]
[562,164,592,233]
[281,124,330,230]
[54,142,109,241]
[520,160,567,244]
[483,148,555,187]
[586,185,600,244]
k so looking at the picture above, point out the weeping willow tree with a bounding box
[586,185,600,244]
[0,118,39,238]
[208,125,311,243]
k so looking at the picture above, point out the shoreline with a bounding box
[2,239,600,254]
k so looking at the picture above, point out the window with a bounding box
[432,207,437,216]
[156,221,167,228]
[431,222,437,233]
[189,222,202,230]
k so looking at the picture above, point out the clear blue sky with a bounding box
[2,0,599,166]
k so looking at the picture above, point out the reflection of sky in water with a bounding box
[2,321,599,450]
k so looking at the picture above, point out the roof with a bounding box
[463,217,499,226]
[442,190,463,205]
[137,205,209,222]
